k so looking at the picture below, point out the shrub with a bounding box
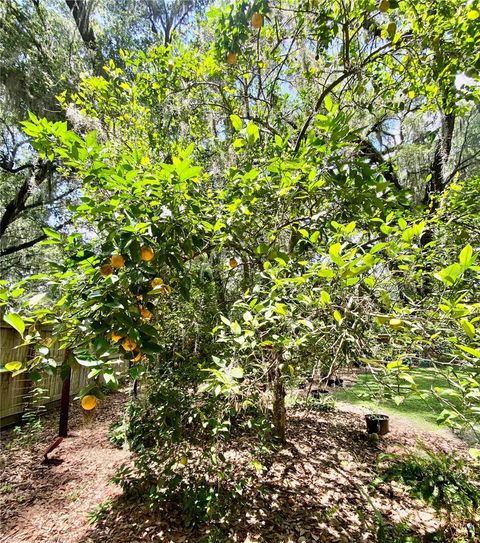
[378,446,480,521]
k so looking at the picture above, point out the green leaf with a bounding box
[230,114,243,131]
[43,227,61,241]
[230,367,244,379]
[75,357,101,367]
[460,319,475,339]
[231,321,242,335]
[5,361,22,372]
[399,372,415,385]
[317,268,335,278]
[329,243,344,266]
[324,94,333,112]
[333,310,342,323]
[459,244,473,266]
[298,319,314,331]
[251,460,265,473]
[220,315,231,327]
[468,448,480,460]
[246,121,259,144]
[456,344,480,358]
[28,292,47,307]
[233,138,245,148]
[320,290,331,304]
[3,313,25,336]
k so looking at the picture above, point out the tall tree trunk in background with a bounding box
[424,112,456,208]
[420,104,455,296]
[211,253,227,314]
[271,351,286,444]
[65,0,96,50]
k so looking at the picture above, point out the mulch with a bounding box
[0,393,471,543]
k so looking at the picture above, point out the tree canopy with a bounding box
[1,0,480,537]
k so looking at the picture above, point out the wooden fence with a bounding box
[0,324,90,428]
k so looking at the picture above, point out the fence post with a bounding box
[58,349,72,437]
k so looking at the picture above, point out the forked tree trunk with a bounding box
[271,352,287,444]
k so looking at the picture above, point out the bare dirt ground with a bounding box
[0,393,129,543]
[0,393,471,543]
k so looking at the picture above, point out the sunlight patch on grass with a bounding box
[333,368,464,432]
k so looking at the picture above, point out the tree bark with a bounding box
[271,352,286,444]
[423,112,456,207]
[65,0,96,50]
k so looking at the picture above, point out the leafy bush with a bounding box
[306,394,336,412]
[378,446,480,521]
[114,372,274,527]
[289,392,336,412]
[374,513,421,543]
[108,419,128,449]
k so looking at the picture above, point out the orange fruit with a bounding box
[122,336,137,352]
[251,13,263,28]
[227,52,237,65]
[81,395,97,411]
[141,246,154,262]
[111,331,123,343]
[167,59,174,71]
[160,285,172,297]
[111,254,125,268]
[140,306,153,320]
[229,258,238,269]
[151,277,164,289]
[132,349,142,362]
[100,263,113,276]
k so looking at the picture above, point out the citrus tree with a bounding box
[2,0,480,523]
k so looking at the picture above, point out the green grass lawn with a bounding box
[333,367,468,431]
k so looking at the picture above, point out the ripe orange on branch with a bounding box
[81,395,97,411]
[227,52,237,65]
[160,284,172,297]
[140,306,153,320]
[111,254,125,268]
[251,13,263,28]
[229,258,238,269]
[122,336,137,352]
[141,246,155,262]
[100,263,113,276]
[151,277,164,289]
[111,331,123,342]
[132,349,142,362]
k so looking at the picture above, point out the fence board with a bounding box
[0,325,93,427]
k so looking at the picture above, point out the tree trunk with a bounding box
[65,0,96,50]
[211,253,227,314]
[271,353,287,444]
[424,112,456,207]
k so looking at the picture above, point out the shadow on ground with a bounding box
[80,409,447,543]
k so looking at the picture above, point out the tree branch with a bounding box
[65,0,96,50]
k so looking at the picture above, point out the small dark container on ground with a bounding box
[365,414,389,435]
[310,389,329,398]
